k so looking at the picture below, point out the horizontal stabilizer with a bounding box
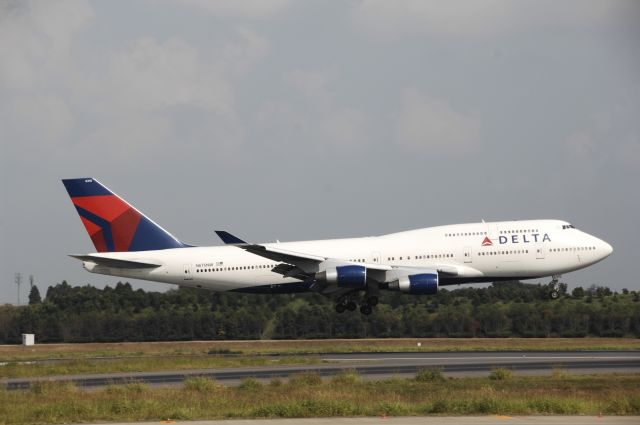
[70,255,162,269]
[215,230,247,245]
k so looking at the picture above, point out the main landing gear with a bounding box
[549,275,562,299]
[335,296,378,315]
[359,304,372,315]
[335,298,356,314]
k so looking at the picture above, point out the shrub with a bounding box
[207,348,239,355]
[123,381,147,393]
[269,378,283,387]
[489,368,513,380]
[289,372,322,386]
[552,368,571,379]
[331,370,361,385]
[415,368,445,382]
[238,377,263,391]
[184,376,219,392]
[30,380,77,395]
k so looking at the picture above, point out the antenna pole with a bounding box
[14,273,22,305]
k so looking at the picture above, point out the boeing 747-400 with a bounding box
[62,178,613,314]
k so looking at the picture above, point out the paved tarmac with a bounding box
[76,416,640,425]
[4,350,639,390]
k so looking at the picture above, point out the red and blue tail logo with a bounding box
[62,178,188,252]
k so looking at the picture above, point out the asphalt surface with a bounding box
[4,350,639,390]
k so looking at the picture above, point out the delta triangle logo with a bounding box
[481,236,493,246]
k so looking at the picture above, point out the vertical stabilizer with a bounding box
[62,178,188,252]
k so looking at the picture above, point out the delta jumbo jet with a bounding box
[62,178,612,315]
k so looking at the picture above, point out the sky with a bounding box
[1,0,639,304]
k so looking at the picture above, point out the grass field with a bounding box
[2,337,639,360]
[1,372,638,424]
[0,355,319,379]
[2,338,638,379]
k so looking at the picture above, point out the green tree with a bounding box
[572,286,585,298]
[28,285,42,304]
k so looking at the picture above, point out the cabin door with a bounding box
[463,246,472,263]
[183,264,193,281]
[371,251,381,264]
[536,244,545,260]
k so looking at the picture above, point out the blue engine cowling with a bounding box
[398,272,438,295]
[316,265,367,289]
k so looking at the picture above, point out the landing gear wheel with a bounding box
[548,275,561,300]
[360,304,373,315]
[335,303,346,313]
[346,301,357,311]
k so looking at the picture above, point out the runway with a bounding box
[4,350,639,390]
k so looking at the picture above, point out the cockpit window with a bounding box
[562,224,576,230]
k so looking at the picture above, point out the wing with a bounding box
[243,243,391,272]
[69,254,161,269]
[218,231,482,296]
[214,230,247,245]
[215,231,390,297]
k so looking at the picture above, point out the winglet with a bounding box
[215,230,247,245]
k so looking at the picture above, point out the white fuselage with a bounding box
[80,219,612,292]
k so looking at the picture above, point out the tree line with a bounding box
[0,280,639,343]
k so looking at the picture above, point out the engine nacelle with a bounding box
[315,265,367,289]
[391,272,439,295]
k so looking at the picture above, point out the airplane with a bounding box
[62,178,613,315]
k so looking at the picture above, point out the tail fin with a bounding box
[62,178,188,252]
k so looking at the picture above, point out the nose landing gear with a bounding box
[549,275,563,299]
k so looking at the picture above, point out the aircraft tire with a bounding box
[360,304,373,315]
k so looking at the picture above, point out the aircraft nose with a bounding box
[599,239,613,258]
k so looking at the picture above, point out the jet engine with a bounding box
[389,271,438,295]
[315,264,367,289]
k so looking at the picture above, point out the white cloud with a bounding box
[615,138,640,166]
[566,132,597,159]
[395,90,480,153]
[353,0,515,39]
[0,0,92,157]
[0,0,93,91]
[255,68,370,150]
[0,95,72,148]
[220,28,269,75]
[564,102,640,168]
[290,68,336,106]
[75,30,269,158]
[163,0,290,19]
[352,0,616,40]
[0,0,271,161]
[323,108,369,148]
[287,69,369,148]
